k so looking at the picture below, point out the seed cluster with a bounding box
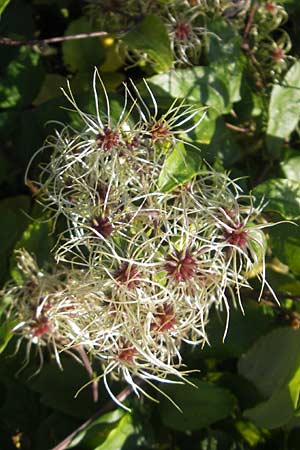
[3,71,272,406]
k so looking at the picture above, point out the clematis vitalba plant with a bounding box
[2,69,276,408]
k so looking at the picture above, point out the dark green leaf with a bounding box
[159,378,236,431]
[199,300,273,360]
[238,327,300,397]
[28,357,97,419]
[243,367,300,429]
[266,268,300,296]
[0,46,45,109]
[0,196,30,283]
[0,0,35,39]
[200,117,243,167]
[14,96,68,165]
[33,73,66,105]
[123,15,172,72]
[36,412,79,450]
[253,179,300,220]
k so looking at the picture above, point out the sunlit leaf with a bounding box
[0,0,10,15]
[147,67,231,114]
[267,61,300,157]
[123,15,172,72]
[10,220,54,283]
[0,46,45,109]
[281,156,300,182]
[158,142,202,192]
[253,178,300,219]
[268,222,300,276]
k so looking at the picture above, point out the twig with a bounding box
[0,31,108,47]
[76,345,98,403]
[241,2,266,88]
[50,379,143,450]
[242,1,259,47]
[225,123,250,134]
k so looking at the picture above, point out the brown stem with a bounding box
[241,2,266,89]
[242,2,259,44]
[76,345,98,403]
[0,31,108,47]
[225,123,250,134]
[51,379,143,450]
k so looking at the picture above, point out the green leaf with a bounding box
[62,17,105,72]
[159,378,236,431]
[243,367,300,429]
[28,357,97,419]
[238,327,300,398]
[266,268,300,296]
[200,117,243,167]
[158,142,202,192]
[268,222,300,276]
[0,319,16,354]
[10,220,54,283]
[94,414,135,450]
[35,412,79,450]
[33,74,66,105]
[68,409,125,448]
[147,67,230,114]
[253,178,300,220]
[198,300,273,360]
[123,15,172,72]
[0,0,10,15]
[199,431,247,450]
[0,46,45,109]
[281,156,300,182]
[14,95,69,165]
[207,19,245,104]
[235,420,269,447]
[267,61,300,156]
[0,196,30,283]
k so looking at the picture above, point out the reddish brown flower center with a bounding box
[114,263,140,289]
[175,22,191,41]
[97,127,119,151]
[224,223,248,249]
[126,135,139,150]
[165,251,197,282]
[96,182,109,203]
[151,303,176,332]
[273,47,285,63]
[118,346,137,363]
[91,216,113,238]
[265,2,277,13]
[150,122,170,143]
[33,316,51,338]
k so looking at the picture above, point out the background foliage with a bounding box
[1,1,300,449]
